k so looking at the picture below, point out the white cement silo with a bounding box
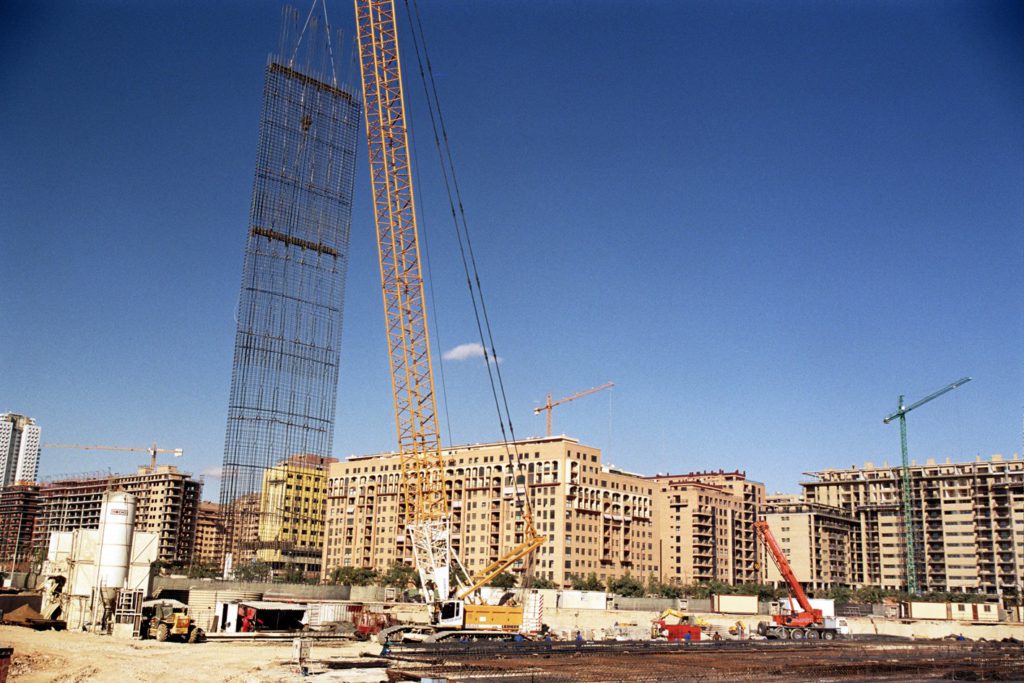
[96,491,136,590]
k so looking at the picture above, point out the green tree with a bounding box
[233,560,272,582]
[853,585,885,604]
[607,573,645,597]
[328,566,379,586]
[688,580,732,600]
[489,572,518,589]
[281,564,316,585]
[646,575,683,599]
[380,561,419,588]
[186,562,220,579]
[821,586,854,603]
[529,576,558,590]
[735,582,783,601]
[569,572,605,591]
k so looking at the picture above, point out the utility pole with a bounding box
[883,376,971,595]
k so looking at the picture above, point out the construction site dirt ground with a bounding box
[4,626,1024,682]
[387,638,1024,682]
[0,626,385,682]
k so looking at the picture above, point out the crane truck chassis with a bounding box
[755,620,840,640]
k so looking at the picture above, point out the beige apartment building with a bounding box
[322,437,657,586]
[322,437,766,589]
[33,465,201,564]
[194,501,223,566]
[0,483,40,572]
[648,471,765,585]
[803,454,1024,595]
[760,494,858,591]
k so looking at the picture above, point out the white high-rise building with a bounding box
[0,413,42,485]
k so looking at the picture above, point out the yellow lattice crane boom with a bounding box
[354,0,543,611]
[355,0,453,600]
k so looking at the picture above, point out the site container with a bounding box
[712,594,758,614]
[972,603,999,623]
[305,602,356,629]
[189,589,262,632]
[907,602,950,620]
[950,603,971,621]
[558,590,607,610]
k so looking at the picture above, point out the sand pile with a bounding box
[3,604,44,624]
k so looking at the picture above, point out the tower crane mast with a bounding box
[882,376,971,594]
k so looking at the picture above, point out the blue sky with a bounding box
[1,1,1021,499]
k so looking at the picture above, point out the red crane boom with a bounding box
[754,520,822,629]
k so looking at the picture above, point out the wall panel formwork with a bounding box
[220,11,361,566]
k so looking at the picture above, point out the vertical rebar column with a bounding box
[219,9,361,569]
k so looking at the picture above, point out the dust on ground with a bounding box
[0,626,386,682]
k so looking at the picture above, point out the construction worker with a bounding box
[575,630,584,651]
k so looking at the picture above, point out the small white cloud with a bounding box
[201,467,223,479]
[443,342,487,362]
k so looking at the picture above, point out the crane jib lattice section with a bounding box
[220,52,361,558]
[356,0,447,526]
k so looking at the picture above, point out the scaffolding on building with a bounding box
[219,5,361,571]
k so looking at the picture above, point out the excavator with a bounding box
[754,520,843,640]
[355,0,544,641]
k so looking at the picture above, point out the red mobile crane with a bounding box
[754,520,842,640]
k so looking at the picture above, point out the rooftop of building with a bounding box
[0,412,37,423]
[761,498,855,518]
[647,468,749,480]
[803,453,1023,481]
[274,454,339,468]
[342,434,585,462]
[37,465,198,489]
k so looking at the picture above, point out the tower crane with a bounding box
[354,0,544,635]
[534,382,614,437]
[44,443,184,472]
[882,376,971,594]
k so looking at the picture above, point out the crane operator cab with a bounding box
[437,600,464,628]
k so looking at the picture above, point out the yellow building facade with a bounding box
[256,454,336,580]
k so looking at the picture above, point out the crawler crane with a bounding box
[355,0,544,640]
[754,520,842,640]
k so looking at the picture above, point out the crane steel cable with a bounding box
[402,0,539,578]
[408,113,456,447]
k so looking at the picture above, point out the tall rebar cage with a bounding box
[219,8,361,568]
